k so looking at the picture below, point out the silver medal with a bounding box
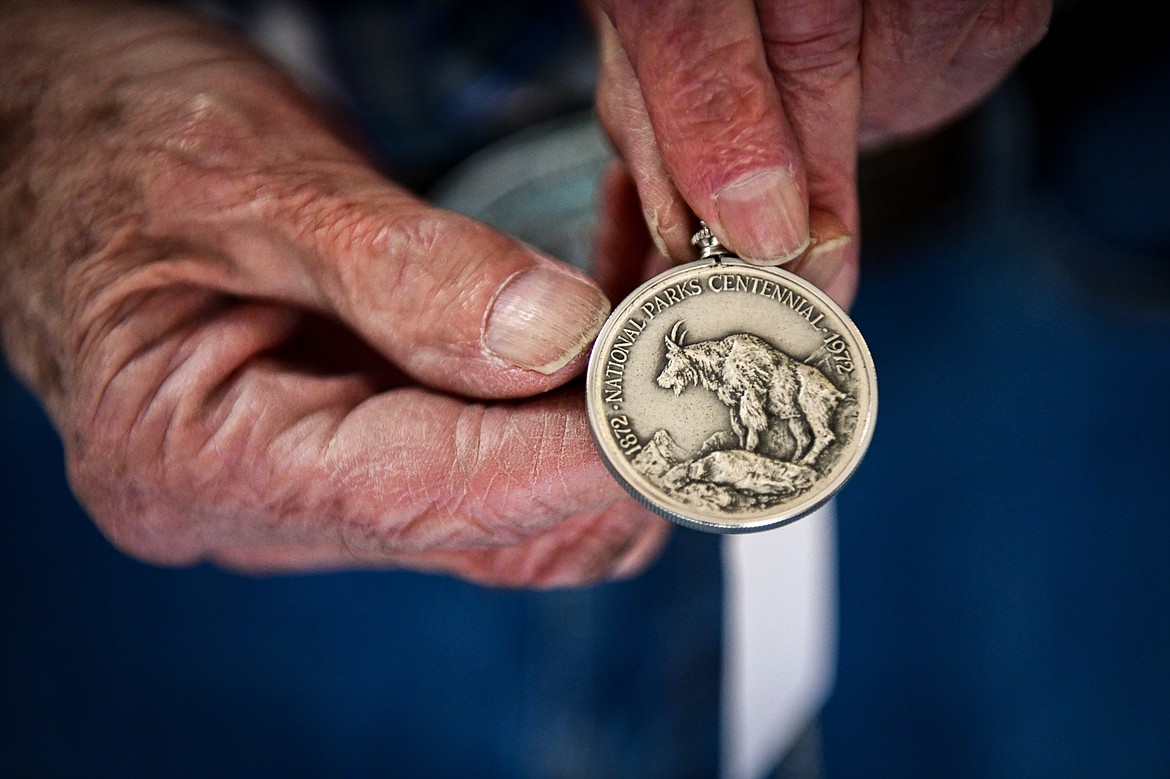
[587,225,877,533]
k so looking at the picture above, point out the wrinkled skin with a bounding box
[0,3,669,585]
[593,0,1053,307]
[0,0,1050,585]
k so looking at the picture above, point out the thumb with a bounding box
[305,188,612,398]
[169,163,612,399]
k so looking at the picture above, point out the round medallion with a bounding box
[586,254,877,533]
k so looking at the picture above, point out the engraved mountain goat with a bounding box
[656,322,847,466]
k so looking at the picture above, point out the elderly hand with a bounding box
[0,3,669,585]
[593,0,1053,307]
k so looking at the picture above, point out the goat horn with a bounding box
[668,321,687,345]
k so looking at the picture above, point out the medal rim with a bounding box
[586,258,877,534]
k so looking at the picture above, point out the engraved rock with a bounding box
[586,257,876,531]
[630,429,685,479]
[674,481,737,511]
[686,450,816,497]
[697,430,739,457]
[633,427,819,513]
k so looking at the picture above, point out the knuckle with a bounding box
[447,404,549,536]
[66,428,196,566]
[330,401,528,558]
[143,80,368,239]
[152,86,266,170]
[866,3,971,62]
[398,405,565,551]
[377,207,453,275]
[61,326,232,567]
[293,184,396,264]
[644,45,788,183]
[329,206,487,329]
[665,78,779,172]
[972,0,1053,57]
[762,13,861,83]
[867,0,1050,63]
[669,43,769,127]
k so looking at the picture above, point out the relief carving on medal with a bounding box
[630,320,856,513]
[587,247,876,533]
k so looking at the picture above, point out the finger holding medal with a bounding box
[591,0,1053,309]
[585,0,1049,531]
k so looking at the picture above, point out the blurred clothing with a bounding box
[822,10,1170,776]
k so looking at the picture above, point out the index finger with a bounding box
[599,0,811,264]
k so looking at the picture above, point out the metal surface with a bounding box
[587,243,877,533]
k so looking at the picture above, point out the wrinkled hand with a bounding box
[0,5,669,585]
[593,0,1053,307]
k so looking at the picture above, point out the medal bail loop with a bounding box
[692,222,732,263]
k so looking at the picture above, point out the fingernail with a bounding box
[484,267,611,375]
[646,209,673,259]
[714,168,809,264]
[802,233,853,291]
[788,215,853,292]
[647,206,697,262]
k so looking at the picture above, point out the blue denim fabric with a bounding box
[821,39,1170,779]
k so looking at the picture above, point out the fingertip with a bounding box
[823,253,860,311]
[785,210,858,308]
[609,514,673,580]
